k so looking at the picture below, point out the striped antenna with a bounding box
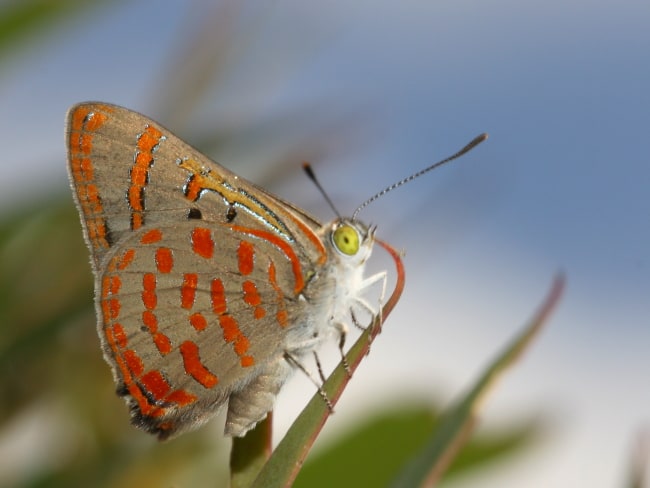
[352,133,488,220]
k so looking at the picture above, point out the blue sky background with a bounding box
[0,1,648,486]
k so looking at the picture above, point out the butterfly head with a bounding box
[327,218,376,267]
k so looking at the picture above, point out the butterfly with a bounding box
[66,102,396,439]
[67,102,486,440]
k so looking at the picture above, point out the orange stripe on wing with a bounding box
[211,278,227,314]
[128,125,164,230]
[286,212,327,266]
[242,280,266,319]
[179,341,219,388]
[68,106,112,252]
[229,225,305,294]
[218,315,256,368]
[100,251,196,419]
[142,273,157,310]
[268,262,289,327]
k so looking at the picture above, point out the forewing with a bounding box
[66,102,327,272]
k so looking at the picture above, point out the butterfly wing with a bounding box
[66,102,329,438]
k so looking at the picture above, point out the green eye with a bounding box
[332,224,359,256]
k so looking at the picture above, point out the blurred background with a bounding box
[0,1,648,487]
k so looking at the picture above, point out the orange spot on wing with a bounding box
[130,164,148,186]
[141,311,171,355]
[142,310,157,331]
[131,213,144,230]
[242,280,266,319]
[69,106,89,133]
[181,273,198,309]
[127,125,162,230]
[102,275,120,298]
[78,134,93,154]
[112,323,127,348]
[123,349,144,377]
[165,389,197,407]
[79,158,93,179]
[218,315,254,365]
[191,227,214,258]
[211,279,226,314]
[218,315,239,342]
[189,312,208,331]
[135,151,152,168]
[234,335,249,356]
[109,275,121,294]
[70,157,94,182]
[241,356,255,367]
[128,185,144,212]
[276,310,288,327]
[140,370,171,400]
[84,111,108,131]
[141,229,162,244]
[268,262,289,327]
[153,333,172,355]
[138,125,162,151]
[142,273,157,310]
[118,249,135,269]
[179,341,219,388]
[230,225,304,293]
[107,298,120,319]
[242,280,261,306]
[238,240,255,275]
[155,248,173,273]
[84,184,101,210]
[184,175,201,201]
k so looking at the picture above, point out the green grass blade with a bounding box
[390,274,565,487]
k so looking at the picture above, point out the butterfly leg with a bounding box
[225,359,293,437]
[313,351,327,383]
[334,321,353,377]
[284,352,334,412]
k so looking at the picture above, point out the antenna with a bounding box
[352,133,488,220]
[302,162,341,218]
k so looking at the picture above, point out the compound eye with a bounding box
[332,224,360,256]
